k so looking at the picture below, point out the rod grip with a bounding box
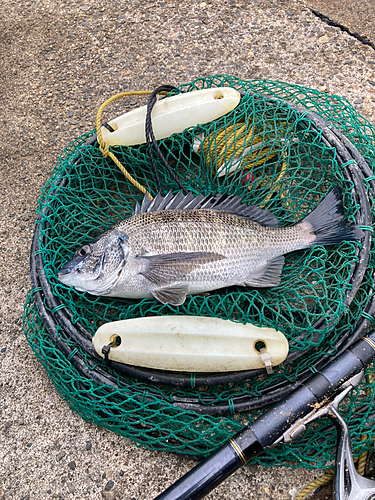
[154,331,375,500]
[154,431,261,500]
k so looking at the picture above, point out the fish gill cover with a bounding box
[24,75,375,468]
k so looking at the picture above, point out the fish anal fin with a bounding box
[244,255,285,288]
[152,283,189,306]
[139,251,226,285]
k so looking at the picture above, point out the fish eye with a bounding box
[78,244,91,257]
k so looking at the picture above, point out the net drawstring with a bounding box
[96,86,187,198]
[96,90,154,199]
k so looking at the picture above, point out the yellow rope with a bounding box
[295,469,334,500]
[261,157,288,207]
[201,120,278,175]
[200,119,288,209]
[295,446,371,500]
[96,91,154,200]
[357,437,369,476]
[366,370,374,398]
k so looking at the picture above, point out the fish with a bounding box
[57,187,364,306]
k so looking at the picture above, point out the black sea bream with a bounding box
[58,187,363,306]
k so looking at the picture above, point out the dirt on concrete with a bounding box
[0,0,374,499]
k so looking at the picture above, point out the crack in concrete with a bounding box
[311,8,375,50]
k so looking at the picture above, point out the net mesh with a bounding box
[24,75,375,468]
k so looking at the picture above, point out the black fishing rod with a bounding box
[155,331,375,500]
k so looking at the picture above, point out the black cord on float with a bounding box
[102,341,116,363]
[102,122,115,133]
[145,85,188,195]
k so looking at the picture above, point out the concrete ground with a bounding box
[1,0,374,499]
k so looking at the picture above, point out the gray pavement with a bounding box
[1,0,375,499]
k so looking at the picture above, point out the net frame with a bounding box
[24,76,375,466]
[31,100,372,393]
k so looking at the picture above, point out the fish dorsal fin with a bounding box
[147,191,165,212]
[153,191,175,212]
[133,200,141,216]
[204,193,279,227]
[134,190,279,227]
[240,206,279,228]
[140,193,153,213]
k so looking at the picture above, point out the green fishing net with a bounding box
[23,75,375,468]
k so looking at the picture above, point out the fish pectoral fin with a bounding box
[138,251,225,285]
[152,283,189,306]
[243,256,285,288]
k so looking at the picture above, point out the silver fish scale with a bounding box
[115,209,308,294]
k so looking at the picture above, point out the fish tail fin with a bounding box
[301,186,364,247]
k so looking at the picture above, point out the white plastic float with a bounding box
[92,316,289,373]
[101,87,241,146]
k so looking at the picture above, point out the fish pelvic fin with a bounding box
[243,255,285,288]
[152,283,189,306]
[301,186,364,247]
[138,251,226,285]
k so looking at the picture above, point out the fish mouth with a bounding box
[57,268,80,287]
[58,270,94,293]
[57,258,87,285]
[57,266,72,281]
[57,267,72,278]
[57,264,122,294]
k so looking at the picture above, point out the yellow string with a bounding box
[96,91,154,200]
[200,119,288,209]
[295,469,334,500]
[357,436,369,476]
[201,120,279,175]
[295,451,370,500]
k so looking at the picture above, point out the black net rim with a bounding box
[29,93,374,416]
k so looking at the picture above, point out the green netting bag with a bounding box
[24,75,375,468]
